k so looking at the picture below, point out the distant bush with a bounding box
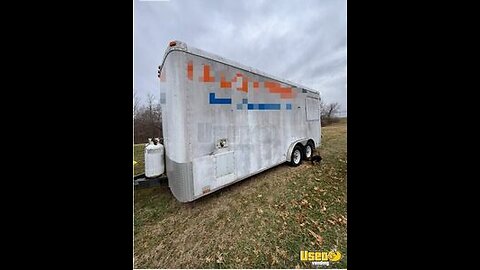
[321,116,340,126]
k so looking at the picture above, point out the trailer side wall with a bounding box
[160,49,320,202]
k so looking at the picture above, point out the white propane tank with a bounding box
[144,138,165,178]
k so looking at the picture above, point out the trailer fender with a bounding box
[286,138,309,162]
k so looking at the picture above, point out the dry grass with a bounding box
[134,143,145,175]
[134,119,347,268]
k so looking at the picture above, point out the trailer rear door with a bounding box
[306,97,320,121]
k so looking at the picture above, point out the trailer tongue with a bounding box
[134,173,167,190]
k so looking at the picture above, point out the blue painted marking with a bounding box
[246,103,281,110]
[209,93,231,104]
[259,104,281,110]
[208,93,288,111]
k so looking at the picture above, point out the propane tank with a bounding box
[144,138,165,178]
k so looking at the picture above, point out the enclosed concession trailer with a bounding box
[158,40,321,202]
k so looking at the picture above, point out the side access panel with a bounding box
[192,150,236,197]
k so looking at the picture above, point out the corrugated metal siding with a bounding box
[166,154,194,202]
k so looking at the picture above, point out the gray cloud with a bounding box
[134,0,346,111]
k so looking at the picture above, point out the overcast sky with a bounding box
[134,0,346,111]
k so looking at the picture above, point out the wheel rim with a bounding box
[305,145,312,158]
[293,149,301,164]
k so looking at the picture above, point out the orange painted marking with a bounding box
[220,73,232,88]
[200,64,215,82]
[264,81,294,99]
[189,63,295,98]
[187,61,193,80]
[236,74,248,92]
[242,76,248,92]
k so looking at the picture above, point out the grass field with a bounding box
[134,143,146,176]
[134,119,347,268]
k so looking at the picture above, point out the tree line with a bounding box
[134,93,162,144]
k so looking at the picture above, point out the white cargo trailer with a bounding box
[157,40,321,202]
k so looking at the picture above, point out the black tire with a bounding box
[289,145,303,167]
[304,141,314,159]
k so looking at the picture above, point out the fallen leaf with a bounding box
[271,255,279,265]
[301,199,309,206]
[216,253,224,264]
[308,217,319,225]
[308,229,323,244]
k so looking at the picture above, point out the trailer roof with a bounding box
[163,40,320,96]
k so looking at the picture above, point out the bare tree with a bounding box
[320,101,341,126]
[133,91,141,118]
[326,102,340,118]
[134,93,162,144]
[146,93,158,138]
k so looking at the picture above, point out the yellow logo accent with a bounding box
[328,250,342,262]
[133,161,137,165]
[300,250,342,262]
